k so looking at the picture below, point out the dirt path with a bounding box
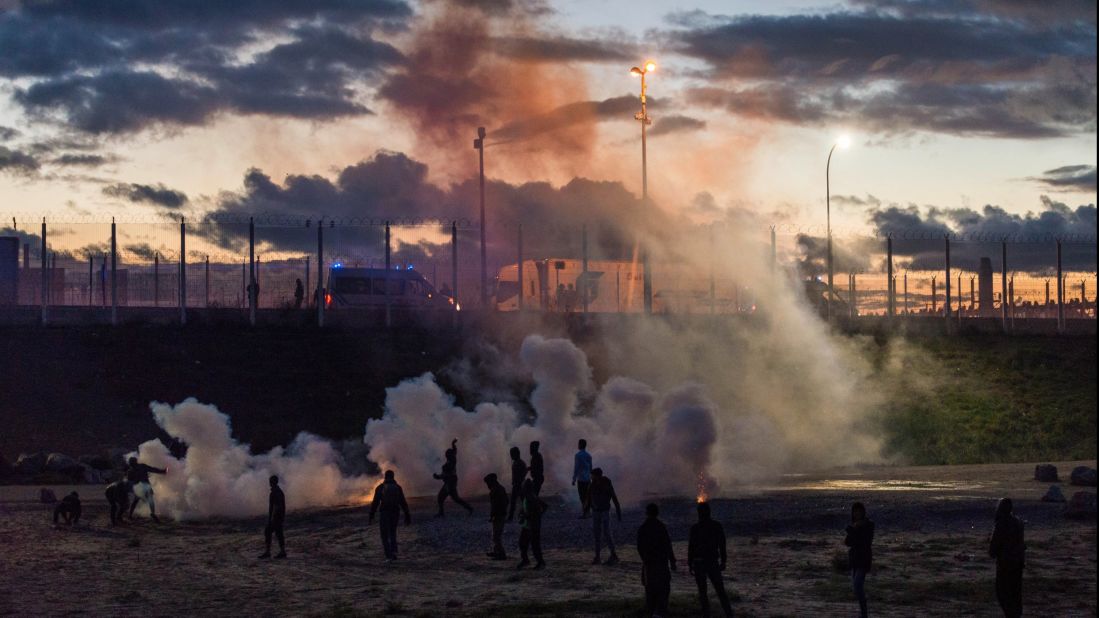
[1,461,1095,617]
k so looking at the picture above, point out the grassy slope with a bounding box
[877,333,1097,464]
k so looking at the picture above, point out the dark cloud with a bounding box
[673,7,1096,139]
[2,2,411,134]
[492,35,636,62]
[868,198,1097,272]
[491,95,649,144]
[122,242,159,262]
[1028,164,1097,192]
[103,182,188,208]
[0,126,20,141]
[0,146,40,174]
[197,150,669,264]
[51,153,115,167]
[648,115,706,137]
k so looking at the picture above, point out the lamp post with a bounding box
[825,135,851,320]
[631,60,656,314]
[474,127,487,309]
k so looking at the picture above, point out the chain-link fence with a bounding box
[2,215,1095,326]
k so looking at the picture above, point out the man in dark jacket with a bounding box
[434,439,473,517]
[484,473,509,560]
[637,503,677,617]
[259,475,286,559]
[507,446,527,522]
[844,501,874,618]
[517,479,547,570]
[586,467,622,565]
[989,498,1025,618]
[53,491,81,525]
[369,470,412,561]
[689,502,732,617]
[529,441,545,496]
[126,456,167,522]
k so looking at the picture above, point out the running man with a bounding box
[433,439,473,517]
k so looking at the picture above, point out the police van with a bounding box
[325,266,455,310]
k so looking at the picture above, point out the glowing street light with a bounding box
[825,134,851,320]
[630,60,655,313]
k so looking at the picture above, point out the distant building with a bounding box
[978,257,995,316]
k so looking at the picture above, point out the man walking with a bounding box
[369,470,412,562]
[484,473,509,560]
[637,503,676,617]
[507,446,527,522]
[688,502,733,617]
[259,475,286,559]
[529,441,545,496]
[586,467,621,565]
[105,480,129,526]
[517,479,547,570]
[572,439,592,518]
[989,497,1025,618]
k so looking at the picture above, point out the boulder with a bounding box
[1064,491,1097,519]
[78,454,114,471]
[1070,466,1097,487]
[1034,464,1059,482]
[39,488,57,504]
[44,453,82,474]
[14,452,48,475]
[1041,485,1066,503]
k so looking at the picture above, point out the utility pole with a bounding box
[474,127,487,309]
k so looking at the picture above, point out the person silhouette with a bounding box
[585,467,621,566]
[434,439,473,517]
[573,439,592,518]
[507,446,528,522]
[529,441,545,496]
[689,502,732,617]
[125,457,166,522]
[637,503,676,617]
[989,498,1025,618]
[516,479,547,570]
[845,501,874,618]
[105,481,129,526]
[259,475,286,559]
[53,492,81,525]
[369,470,411,562]
[484,473,509,560]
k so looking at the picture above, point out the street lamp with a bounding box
[474,126,487,308]
[630,60,655,313]
[825,134,850,320]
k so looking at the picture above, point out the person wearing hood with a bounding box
[369,470,412,562]
[689,502,732,617]
[844,501,875,618]
[484,473,509,560]
[989,498,1025,618]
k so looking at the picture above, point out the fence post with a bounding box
[40,218,47,324]
[582,224,589,313]
[1001,241,1008,333]
[205,255,210,308]
[154,251,160,307]
[943,235,951,325]
[248,217,256,327]
[886,236,894,317]
[317,219,325,328]
[957,274,962,327]
[304,256,310,308]
[1009,276,1015,330]
[903,271,908,314]
[931,276,937,313]
[179,218,187,325]
[87,254,93,307]
[385,221,391,328]
[451,221,459,312]
[849,273,856,319]
[110,218,117,326]
[517,224,524,312]
[1056,239,1064,333]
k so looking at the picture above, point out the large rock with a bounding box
[1034,464,1059,482]
[1041,485,1067,503]
[44,453,82,474]
[39,488,57,504]
[1070,466,1096,487]
[1064,491,1097,519]
[14,452,48,475]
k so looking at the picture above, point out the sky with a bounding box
[0,0,1095,267]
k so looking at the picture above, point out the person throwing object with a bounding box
[126,456,167,522]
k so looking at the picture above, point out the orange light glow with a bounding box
[645,61,656,73]
[696,471,708,503]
